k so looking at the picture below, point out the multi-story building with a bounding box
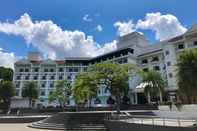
[13,24,197,107]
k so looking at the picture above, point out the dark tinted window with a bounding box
[154,66,160,71]
[142,59,148,64]
[178,44,184,49]
[194,41,197,46]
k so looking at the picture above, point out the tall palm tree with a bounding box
[142,70,166,103]
[177,49,197,104]
[22,81,38,108]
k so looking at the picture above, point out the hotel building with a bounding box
[13,24,197,107]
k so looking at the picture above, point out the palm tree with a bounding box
[49,80,71,109]
[177,49,197,104]
[22,81,38,108]
[142,70,166,103]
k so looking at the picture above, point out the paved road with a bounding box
[0,123,55,131]
[153,111,197,119]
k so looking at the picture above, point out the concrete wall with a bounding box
[105,120,197,131]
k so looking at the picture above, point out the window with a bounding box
[165,50,170,55]
[151,57,159,62]
[142,59,148,64]
[50,83,54,88]
[167,61,171,66]
[194,41,197,46]
[44,69,48,72]
[16,76,21,80]
[169,73,173,78]
[122,51,128,56]
[178,44,184,49]
[42,76,46,80]
[19,68,24,72]
[25,68,29,72]
[68,68,73,72]
[50,68,54,72]
[153,66,160,71]
[40,91,45,96]
[59,68,63,72]
[25,76,29,80]
[33,76,38,80]
[41,83,45,88]
[59,76,63,80]
[73,67,79,72]
[50,76,55,80]
[40,99,44,102]
[67,75,71,80]
[83,67,87,72]
[129,49,134,54]
[34,68,39,72]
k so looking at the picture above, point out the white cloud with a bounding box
[0,13,117,59]
[136,12,187,41]
[114,20,136,36]
[0,48,17,69]
[95,25,103,32]
[82,14,92,22]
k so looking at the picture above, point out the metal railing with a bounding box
[106,113,197,127]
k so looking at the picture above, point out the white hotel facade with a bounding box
[13,24,197,107]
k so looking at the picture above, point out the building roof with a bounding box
[138,42,163,57]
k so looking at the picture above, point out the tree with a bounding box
[142,70,166,103]
[49,80,71,108]
[72,72,97,108]
[0,81,15,110]
[0,67,13,81]
[22,82,38,108]
[88,63,138,113]
[177,49,197,104]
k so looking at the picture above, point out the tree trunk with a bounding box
[116,94,121,114]
[147,92,151,104]
[159,91,163,103]
[88,98,92,110]
[187,95,192,104]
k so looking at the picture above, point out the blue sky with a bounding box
[0,0,197,68]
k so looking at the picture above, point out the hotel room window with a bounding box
[178,44,185,49]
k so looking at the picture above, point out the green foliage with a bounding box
[88,63,135,95]
[142,70,166,98]
[177,49,197,103]
[87,63,138,113]
[0,81,15,109]
[72,72,97,104]
[49,80,71,108]
[0,67,13,81]
[22,81,38,107]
